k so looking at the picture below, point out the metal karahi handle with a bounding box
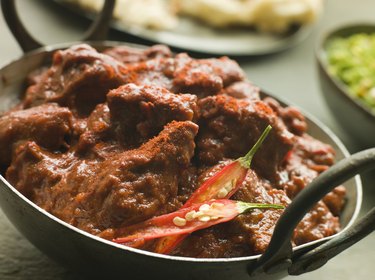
[289,206,375,275]
[249,148,375,276]
[1,0,116,53]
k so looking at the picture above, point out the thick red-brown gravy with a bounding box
[0,44,346,258]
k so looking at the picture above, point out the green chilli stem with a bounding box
[236,201,285,214]
[238,125,272,169]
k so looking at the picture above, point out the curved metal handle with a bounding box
[289,206,375,275]
[248,148,375,276]
[1,0,116,53]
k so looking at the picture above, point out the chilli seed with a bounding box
[173,216,187,227]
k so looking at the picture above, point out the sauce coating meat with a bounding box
[0,44,346,258]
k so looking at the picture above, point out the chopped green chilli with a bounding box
[326,33,375,113]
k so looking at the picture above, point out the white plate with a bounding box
[54,0,314,56]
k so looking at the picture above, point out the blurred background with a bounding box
[0,0,374,279]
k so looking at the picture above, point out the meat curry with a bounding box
[0,44,346,258]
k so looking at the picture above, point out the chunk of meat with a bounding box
[77,84,198,156]
[172,225,251,258]
[26,66,49,86]
[0,103,72,167]
[176,166,198,204]
[197,94,294,180]
[23,44,127,116]
[322,185,347,216]
[264,97,307,135]
[7,121,198,236]
[223,81,260,100]
[279,134,339,198]
[121,57,174,89]
[172,54,245,96]
[75,103,115,158]
[121,53,244,98]
[103,44,172,64]
[6,141,76,198]
[294,201,340,245]
[108,83,198,143]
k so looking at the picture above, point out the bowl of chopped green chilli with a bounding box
[317,23,375,147]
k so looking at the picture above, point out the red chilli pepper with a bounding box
[113,199,283,245]
[154,125,273,254]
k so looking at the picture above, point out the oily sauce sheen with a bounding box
[0,44,346,258]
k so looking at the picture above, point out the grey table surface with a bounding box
[0,0,374,279]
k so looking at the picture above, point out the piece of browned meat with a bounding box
[279,134,335,199]
[77,83,198,156]
[197,94,294,180]
[322,186,346,216]
[293,201,340,245]
[108,83,198,144]
[7,121,198,236]
[103,44,172,64]
[0,103,72,167]
[223,81,261,100]
[263,97,308,136]
[23,44,127,116]
[172,54,245,96]
[5,142,76,198]
[121,53,244,98]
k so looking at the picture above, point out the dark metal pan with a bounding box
[0,1,374,279]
